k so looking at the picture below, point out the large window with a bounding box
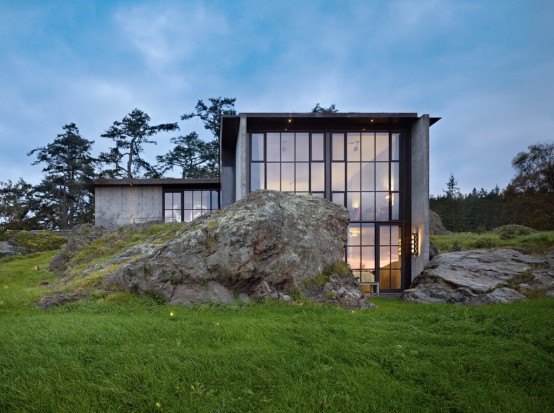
[249,130,406,292]
[164,190,219,222]
[250,132,325,197]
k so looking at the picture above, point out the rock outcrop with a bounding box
[101,190,373,308]
[0,241,19,258]
[429,210,449,235]
[402,248,554,305]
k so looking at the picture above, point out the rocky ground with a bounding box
[402,248,554,304]
[44,191,375,309]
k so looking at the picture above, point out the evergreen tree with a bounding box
[0,179,38,232]
[27,123,95,229]
[156,132,219,178]
[98,109,178,179]
[311,103,338,113]
[503,141,554,229]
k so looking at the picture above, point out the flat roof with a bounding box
[94,178,219,188]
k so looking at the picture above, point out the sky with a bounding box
[1,0,553,195]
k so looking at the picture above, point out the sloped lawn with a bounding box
[1,251,553,412]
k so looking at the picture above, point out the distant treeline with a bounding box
[432,142,554,232]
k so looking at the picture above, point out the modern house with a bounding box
[95,112,439,293]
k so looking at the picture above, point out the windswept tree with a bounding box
[311,103,338,113]
[156,132,219,178]
[182,97,237,140]
[0,179,38,232]
[98,109,179,179]
[504,141,554,229]
[177,97,236,178]
[27,123,96,229]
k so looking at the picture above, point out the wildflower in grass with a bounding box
[155,401,161,409]
[214,321,220,326]
[170,311,175,317]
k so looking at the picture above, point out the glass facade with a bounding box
[164,190,219,223]
[250,130,406,292]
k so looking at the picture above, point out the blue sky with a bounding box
[1,0,553,195]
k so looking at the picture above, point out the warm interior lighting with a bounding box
[370,119,374,123]
[288,118,292,123]
[410,232,419,256]
[352,199,360,208]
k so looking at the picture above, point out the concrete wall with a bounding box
[236,114,248,201]
[95,186,163,227]
[410,115,430,282]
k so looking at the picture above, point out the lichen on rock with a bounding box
[99,190,374,308]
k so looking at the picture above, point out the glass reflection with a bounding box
[332,133,344,161]
[281,133,294,162]
[380,226,391,245]
[376,163,389,191]
[392,193,400,220]
[251,134,264,161]
[295,133,309,161]
[332,163,345,191]
[184,192,192,209]
[391,162,399,191]
[361,223,374,245]
[311,163,324,192]
[332,192,344,206]
[281,163,295,192]
[267,133,280,161]
[347,192,361,220]
[376,192,389,221]
[295,163,309,191]
[375,132,389,161]
[347,162,360,191]
[361,192,375,221]
[392,133,400,161]
[347,247,361,269]
[361,132,374,161]
[266,164,280,190]
[251,163,264,190]
[361,162,374,191]
[312,133,324,161]
[361,247,375,269]
[348,224,361,246]
[347,133,360,161]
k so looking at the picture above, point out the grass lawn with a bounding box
[1,251,553,412]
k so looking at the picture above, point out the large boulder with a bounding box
[429,210,449,235]
[402,248,554,305]
[102,190,373,308]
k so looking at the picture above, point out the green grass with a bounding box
[1,252,554,412]
[431,231,554,255]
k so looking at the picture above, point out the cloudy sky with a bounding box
[1,0,553,195]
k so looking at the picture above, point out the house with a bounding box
[94,112,439,293]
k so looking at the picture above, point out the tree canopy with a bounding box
[503,141,554,229]
[27,123,96,229]
[156,132,219,179]
[98,109,178,179]
[311,103,338,113]
[182,97,236,140]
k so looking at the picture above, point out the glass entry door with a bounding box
[347,223,404,292]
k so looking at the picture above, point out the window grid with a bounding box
[163,190,219,223]
[250,132,325,195]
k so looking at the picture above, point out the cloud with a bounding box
[114,3,229,70]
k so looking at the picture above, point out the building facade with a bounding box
[94,112,438,293]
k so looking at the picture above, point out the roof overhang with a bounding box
[94,178,220,189]
[222,112,439,133]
